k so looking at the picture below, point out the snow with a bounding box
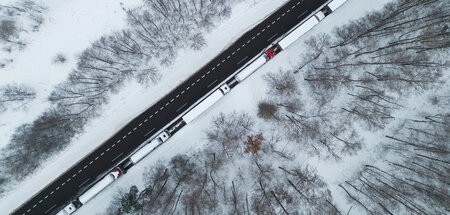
[0,0,291,213]
[74,0,397,214]
[0,0,142,149]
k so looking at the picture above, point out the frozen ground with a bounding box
[74,0,397,214]
[0,0,291,213]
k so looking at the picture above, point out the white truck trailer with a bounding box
[278,16,319,50]
[182,84,230,124]
[328,0,347,11]
[56,168,122,215]
[234,55,267,82]
[78,168,122,204]
[129,131,170,164]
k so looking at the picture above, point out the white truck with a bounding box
[56,168,122,215]
[182,83,230,124]
[234,55,267,82]
[278,16,319,50]
[129,131,170,164]
[328,0,347,11]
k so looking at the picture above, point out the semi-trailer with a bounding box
[277,16,319,50]
[56,168,123,215]
[328,0,347,11]
[234,55,267,82]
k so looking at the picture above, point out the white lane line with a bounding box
[227,56,230,59]
[100,152,104,156]
[292,5,295,9]
[61,182,65,186]
[282,13,286,16]
[78,178,90,188]
[222,59,226,63]
[191,82,195,86]
[277,17,281,20]
[287,9,291,13]
[44,204,56,214]
[84,165,88,169]
[247,40,251,43]
[67,178,71,182]
[139,123,143,127]
[128,131,131,135]
[55,187,60,191]
[237,48,241,51]
[144,119,148,123]
[111,144,115,148]
[112,152,124,162]
[257,32,261,36]
[89,161,93,165]
[212,67,215,70]
[252,36,256,40]
[133,127,137,131]
[207,79,218,89]
[297,10,308,19]
[144,128,155,137]
[122,135,126,139]
[78,169,82,173]
[176,103,188,113]
[95,156,99,160]
[72,174,76,178]
[39,200,43,203]
[267,24,270,28]
[117,140,121,143]
[33,204,36,208]
[217,63,220,67]
[242,44,246,47]
[160,106,164,110]
[50,191,54,195]
[268,33,279,42]
[196,78,200,82]
[186,86,190,90]
[44,195,49,199]
[297,1,300,5]
[272,21,276,24]
[176,94,180,98]
[262,28,266,32]
[27,209,31,213]
[206,71,211,74]
[232,51,236,55]
[237,56,249,65]
[170,98,175,102]
[181,90,185,94]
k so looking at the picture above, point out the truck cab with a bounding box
[265,44,282,59]
[55,202,77,215]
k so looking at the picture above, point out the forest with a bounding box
[105,0,449,214]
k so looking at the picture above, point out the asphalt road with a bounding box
[13,0,328,214]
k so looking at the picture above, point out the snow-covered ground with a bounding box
[0,0,292,213]
[74,0,396,214]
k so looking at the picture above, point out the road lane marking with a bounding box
[297,10,308,19]
[89,161,93,165]
[111,144,116,148]
[268,33,279,41]
[237,56,248,65]
[176,103,188,113]
[207,79,218,89]
[44,204,56,214]
[144,119,148,123]
[139,123,143,126]
[78,178,91,188]
[144,128,155,137]
[100,152,104,156]
[112,152,124,162]
[128,131,131,135]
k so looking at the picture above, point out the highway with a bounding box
[12,0,328,214]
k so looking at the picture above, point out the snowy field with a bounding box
[0,0,291,213]
[73,0,396,214]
